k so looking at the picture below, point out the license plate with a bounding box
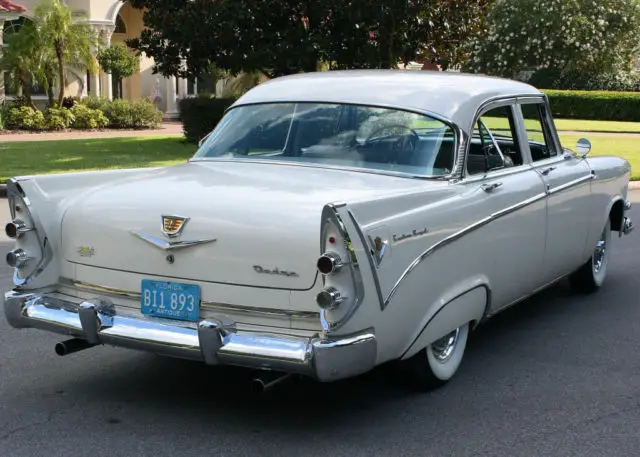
[141,279,201,322]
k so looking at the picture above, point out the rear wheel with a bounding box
[403,323,470,391]
[569,218,611,294]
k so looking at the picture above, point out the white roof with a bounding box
[232,70,543,133]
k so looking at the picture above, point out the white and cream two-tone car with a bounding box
[3,71,634,390]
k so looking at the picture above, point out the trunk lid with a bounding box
[61,161,430,290]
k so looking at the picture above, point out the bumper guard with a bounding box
[3,291,376,382]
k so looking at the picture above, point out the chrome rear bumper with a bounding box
[3,291,376,382]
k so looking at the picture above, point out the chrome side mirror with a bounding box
[575,138,591,158]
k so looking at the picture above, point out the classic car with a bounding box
[3,70,635,391]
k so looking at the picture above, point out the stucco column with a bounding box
[89,68,100,97]
[178,59,188,99]
[93,23,114,100]
[164,75,179,119]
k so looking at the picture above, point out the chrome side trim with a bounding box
[384,191,548,307]
[57,277,320,321]
[346,210,385,311]
[546,174,594,196]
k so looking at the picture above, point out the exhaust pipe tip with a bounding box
[251,371,293,394]
[55,338,95,356]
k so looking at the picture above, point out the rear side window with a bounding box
[521,102,559,162]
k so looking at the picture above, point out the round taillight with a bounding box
[316,287,344,310]
[5,220,25,239]
[6,248,28,268]
[317,252,343,275]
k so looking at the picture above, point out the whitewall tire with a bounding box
[569,218,611,294]
[404,323,470,390]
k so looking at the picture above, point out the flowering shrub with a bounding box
[468,0,640,77]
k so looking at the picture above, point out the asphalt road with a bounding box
[1,194,640,457]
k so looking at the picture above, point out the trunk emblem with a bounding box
[161,215,189,238]
[131,215,216,251]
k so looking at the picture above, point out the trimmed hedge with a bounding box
[530,68,640,92]
[543,90,640,122]
[179,96,237,143]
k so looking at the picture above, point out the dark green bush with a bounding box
[179,96,237,143]
[543,90,640,122]
[70,104,109,129]
[44,107,74,130]
[6,106,45,130]
[102,98,162,129]
[80,95,110,112]
[530,68,640,92]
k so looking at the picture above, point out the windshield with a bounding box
[194,103,457,177]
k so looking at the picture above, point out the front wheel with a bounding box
[569,218,611,294]
[403,323,470,391]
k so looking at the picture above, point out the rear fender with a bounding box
[401,284,489,360]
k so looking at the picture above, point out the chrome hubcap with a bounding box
[430,328,460,362]
[592,232,607,274]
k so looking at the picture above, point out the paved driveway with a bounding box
[1,194,639,457]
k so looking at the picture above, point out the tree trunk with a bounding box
[55,40,65,108]
[18,71,36,110]
[46,74,55,108]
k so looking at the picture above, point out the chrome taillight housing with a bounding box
[5,219,28,239]
[316,286,344,310]
[5,179,50,287]
[317,204,364,332]
[316,252,343,275]
[6,248,29,268]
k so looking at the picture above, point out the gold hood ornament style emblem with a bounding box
[161,215,189,238]
[131,215,216,251]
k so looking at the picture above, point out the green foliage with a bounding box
[127,0,493,78]
[529,68,640,91]
[80,96,110,111]
[69,104,109,129]
[43,107,74,130]
[469,0,640,77]
[102,99,163,129]
[33,0,100,107]
[0,105,6,130]
[0,20,43,109]
[544,90,640,121]
[97,44,140,81]
[178,96,237,143]
[6,106,45,130]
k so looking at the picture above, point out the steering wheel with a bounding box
[364,124,420,159]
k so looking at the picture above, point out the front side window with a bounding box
[467,105,524,175]
[521,102,559,162]
[194,103,457,177]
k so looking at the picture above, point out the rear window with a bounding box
[194,103,457,177]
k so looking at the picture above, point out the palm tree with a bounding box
[32,0,100,107]
[0,21,41,109]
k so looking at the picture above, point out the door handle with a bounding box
[481,182,503,192]
[541,166,556,176]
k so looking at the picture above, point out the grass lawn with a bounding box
[554,119,640,133]
[558,134,640,180]
[0,132,638,184]
[0,136,196,183]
